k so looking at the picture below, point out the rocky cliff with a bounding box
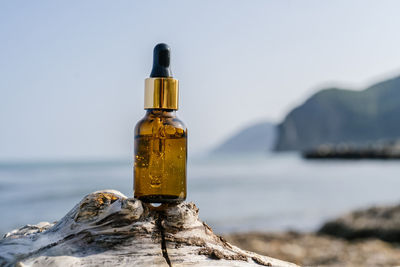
[275,76,400,151]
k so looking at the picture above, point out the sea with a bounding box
[1,153,400,236]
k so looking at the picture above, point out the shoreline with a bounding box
[224,203,400,267]
[224,231,400,267]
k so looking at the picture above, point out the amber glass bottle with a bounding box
[134,44,187,203]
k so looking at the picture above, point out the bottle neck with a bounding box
[145,109,176,118]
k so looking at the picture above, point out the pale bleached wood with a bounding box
[0,190,298,267]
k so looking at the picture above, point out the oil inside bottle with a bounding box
[134,110,187,203]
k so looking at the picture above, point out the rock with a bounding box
[275,75,400,151]
[0,190,298,267]
[225,231,400,267]
[318,203,400,242]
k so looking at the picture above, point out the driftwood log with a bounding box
[0,190,298,267]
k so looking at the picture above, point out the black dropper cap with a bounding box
[150,43,172,78]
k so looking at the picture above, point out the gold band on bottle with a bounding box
[144,78,179,110]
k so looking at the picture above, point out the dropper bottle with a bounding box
[134,43,187,203]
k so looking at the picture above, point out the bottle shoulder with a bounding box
[170,116,187,130]
[135,112,187,137]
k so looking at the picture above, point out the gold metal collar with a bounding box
[144,78,179,110]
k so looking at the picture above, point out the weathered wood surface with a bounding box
[0,190,298,267]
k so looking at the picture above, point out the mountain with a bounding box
[211,122,276,154]
[275,75,400,151]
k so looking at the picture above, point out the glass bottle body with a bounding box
[134,109,187,203]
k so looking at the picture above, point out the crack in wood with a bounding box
[157,213,172,267]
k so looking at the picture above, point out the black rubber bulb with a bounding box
[150,43,172,78]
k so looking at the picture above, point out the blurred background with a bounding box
[2,1,400,266]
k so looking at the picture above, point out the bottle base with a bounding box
[136,194,185,204]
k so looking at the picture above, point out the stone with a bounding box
[318,203,400,242]
[225,231,400,267]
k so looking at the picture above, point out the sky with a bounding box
[1,0,400,161]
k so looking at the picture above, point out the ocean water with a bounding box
[1,153,400,236]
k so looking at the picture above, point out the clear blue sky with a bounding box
[1,0,400,160]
